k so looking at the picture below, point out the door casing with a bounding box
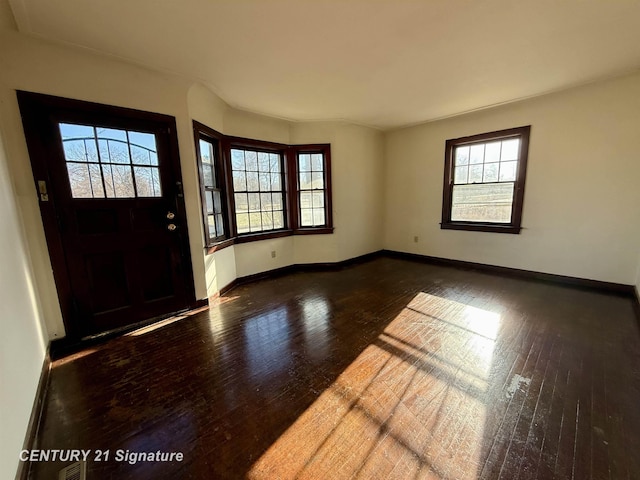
[17,91,197,339]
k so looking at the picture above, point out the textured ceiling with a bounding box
[8,0,640,129]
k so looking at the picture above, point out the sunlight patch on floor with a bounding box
[247,292,502,479]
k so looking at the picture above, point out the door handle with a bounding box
[166,211,175,220]
[168,224,177,231]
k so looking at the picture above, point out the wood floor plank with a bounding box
[25,257,640,480]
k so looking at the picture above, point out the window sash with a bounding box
[441,126,530,234]
[296,150,328,228]
[194,123,227,245]
[230,147,286,235]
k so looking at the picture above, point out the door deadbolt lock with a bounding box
[167,224,177,231]
[166,211,175,220]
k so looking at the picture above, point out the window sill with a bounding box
[294,227,334,235]
[440,222,522,234]
[206,238,235,254]
[234,229,293,244]
[205,227,335,253]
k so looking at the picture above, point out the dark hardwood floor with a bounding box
[27,257,640,479]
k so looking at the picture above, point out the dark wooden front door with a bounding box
[18,92,196,338]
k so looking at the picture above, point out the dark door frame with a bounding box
[17,91,197,340]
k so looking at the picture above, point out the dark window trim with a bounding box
[289,144,334,232]
[193,121,230,246]
[193,124,334,252]
[441,125,531,234]
[227,140,289,238]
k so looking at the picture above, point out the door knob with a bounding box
[166,211,175,220]
[168,224,177,231]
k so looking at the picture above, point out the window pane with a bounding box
[208,215,216,238]
[501,139,520,161]
[213,191,222,214]
[259,172,270,191]
[245,151,258,171]
[469,144,484,164]
[129,131,156,153]
[62,140,89,162]
[299,172,312,189]
[312,192,324,208]
[231,149,245,170]
[299,154,311,172]
[131,145,152,166]
[313,208,325,226]
[97,127,127,142]
[301,208,313,227]
[260,192,272,210]
[249,212,262,232]
[103,165,115,197]
[261,211,273,230]
[273,210,284,229]
[84,140,99,163]
[215,214,224,237]
[59,123,93,140]
[270,173,281,191]
[258,152,270,171]
[455,146,469,166]
[134,166,162,197]
[269,153,281,173]
[88,164,105,198]
[483,163,499,183]
[103,139,131,164]
[248,193,260,212]
[311,154,323,171]
[499,161,517,181]
[110,165,135,197]
[246,171,259,191]
[151,169,161,196]
[236,213,250,233]
[272,193,283,210]
[300,192,312,209]
[203,164,215,188]
[205,191,214,214]
[451,183,514,223]
[485,142,501,163]
[67,163,92,198]
[232,171,247,191]
[311,172,324,189]
[454,165,468,184]
[97,139,110,163]
[199,140,213,165]
[234,193,249,213]
[469,164,483,183]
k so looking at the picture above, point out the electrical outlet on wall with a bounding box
[271,250,276,258]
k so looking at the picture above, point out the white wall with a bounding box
[0,121,47,480]
[291,122,385,264]
[384,71,640,285]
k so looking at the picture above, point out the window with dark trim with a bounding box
[193,122,228,245]
[193,121,333,249]
[292,145,333,233]
[230,146,285,234]
[441,126,530,234]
